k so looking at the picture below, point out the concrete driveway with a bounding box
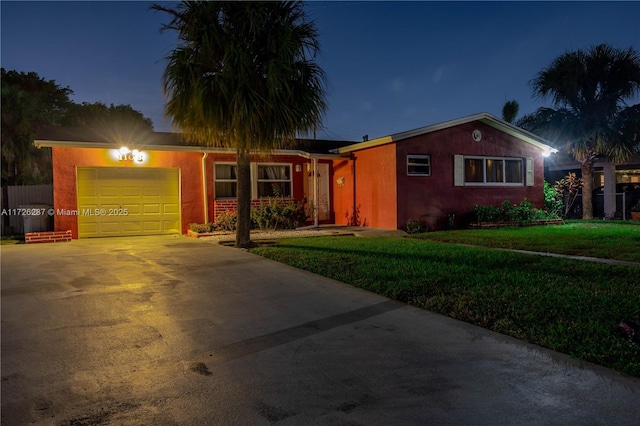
[1,235,639,425]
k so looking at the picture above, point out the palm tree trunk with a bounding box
[235,148,252,248]
[581,162,594,219]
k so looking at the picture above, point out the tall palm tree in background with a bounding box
[153,1,326,247]
[524,44,640,219]
[501,100,519,123]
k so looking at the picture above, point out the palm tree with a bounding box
[501,100,519,123]
[527,44,640,219]
[153,1,326,247]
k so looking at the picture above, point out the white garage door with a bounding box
[77,167,180,237]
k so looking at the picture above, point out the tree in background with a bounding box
[1,68,73,185]
[501,100,520,123]
[523,44,640,219]
[69,101,153,131]
[1,69,155,185]
[154,1,326,248]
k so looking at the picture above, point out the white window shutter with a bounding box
[454,155,464,186]
[526,158,534,186]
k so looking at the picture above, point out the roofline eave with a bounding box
[33,139,343,159]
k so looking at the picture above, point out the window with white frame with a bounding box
[214,163,293,199]
[214,163,237,198]
[257,164,292,197]
[461,156,525,185]
[407,154,431,176]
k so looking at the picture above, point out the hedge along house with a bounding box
[330,113,557,231]
[34,127,352,239]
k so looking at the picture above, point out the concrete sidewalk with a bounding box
[2,235,639,425]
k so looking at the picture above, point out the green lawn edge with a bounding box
[249,230,640,377]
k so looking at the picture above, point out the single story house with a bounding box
[34,113,556,238]
[330,113,557,230]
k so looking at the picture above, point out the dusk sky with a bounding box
[2,1,639,142]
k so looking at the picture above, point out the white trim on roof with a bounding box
[334,113,558,155]
[33,139,342,159]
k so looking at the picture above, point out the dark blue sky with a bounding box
[2,1,639,141]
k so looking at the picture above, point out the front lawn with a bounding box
[250,235,640,376]
[414,221,640,263]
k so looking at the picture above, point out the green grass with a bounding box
[414,221,640,262]
[250,234,640,377]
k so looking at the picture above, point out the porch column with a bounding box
[313,158,319,228]
[603,161,616,218]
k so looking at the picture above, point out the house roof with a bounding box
[34,126,354,158]
[334,112,558,155]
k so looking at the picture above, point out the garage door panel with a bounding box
[122,221,143,232]
[100,221,123,233]
[143,204,160,214]
[143,221,162,232]
[121,186,141,197]
[79,222,99,236]
[164,204,179,214]
[163,220,180,232]
[77,168,97,180]
[142,186,161,196]
[122,204,141,214]
[77,167,180,237]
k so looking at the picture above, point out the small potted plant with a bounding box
[631,200,640,221]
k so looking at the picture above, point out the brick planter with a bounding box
[25,230,72,244]
[188,229,215,238]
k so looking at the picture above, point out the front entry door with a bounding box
[304,163,330,221]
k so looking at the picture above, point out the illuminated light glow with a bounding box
[542,150,552,157]
[114,147,146,163]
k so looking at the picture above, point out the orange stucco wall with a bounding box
[332,143,398,228]
[395,121,546,230]
[52,147,205,238]
[52,148,333,238]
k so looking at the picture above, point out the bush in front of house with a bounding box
[213,210,238,231]
[544,180,564,217]
[472,199,559,225]
[189,223,214,233]
[190,198,307,234]
[405,219,423,234]
[251,198,307,231]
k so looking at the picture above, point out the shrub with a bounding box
[213,210,238,231]
[473,199,558,224]
[555,173,584,217]
[190,223,213,233]
[405,219,422,234]
[544,180,563,216]
[251,198,307,230]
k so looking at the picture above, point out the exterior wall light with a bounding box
[115,147,145,163]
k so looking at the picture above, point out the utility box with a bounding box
[19,205,53,233]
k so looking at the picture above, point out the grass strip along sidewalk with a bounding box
[415,221,640,263]
[250,230,640,377]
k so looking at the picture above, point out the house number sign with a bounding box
[117,147,144,163]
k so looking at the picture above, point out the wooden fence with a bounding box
[1,184,53,234]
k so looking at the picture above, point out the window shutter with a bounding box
[526,158,534,186]
[454,155,464,186]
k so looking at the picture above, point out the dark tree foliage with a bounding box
[1,68,154,185]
